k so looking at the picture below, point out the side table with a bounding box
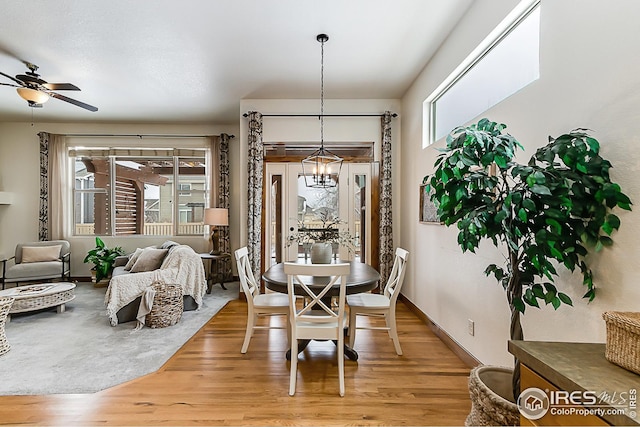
[199,252,233,293]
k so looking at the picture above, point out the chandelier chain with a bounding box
[301,33,342,188]
[320,36,324,147]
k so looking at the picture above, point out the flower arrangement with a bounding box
[286,213,356,253]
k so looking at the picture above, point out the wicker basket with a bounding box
[146,282,183,329]
[602,311,640,374]
[0,297,15,356]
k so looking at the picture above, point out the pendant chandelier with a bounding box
[302,33,343,188]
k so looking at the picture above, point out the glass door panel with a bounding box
[347,164,371,263]
[291,165,340,262]
[266,162,371,266]
[265,164,286,269]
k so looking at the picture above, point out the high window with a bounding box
[70,148,208,236]
[423,0,540,147]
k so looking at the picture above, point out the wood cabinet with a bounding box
[519,364,609,426]
[509,341,639,426]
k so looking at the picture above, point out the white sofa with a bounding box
[105,243,206,326]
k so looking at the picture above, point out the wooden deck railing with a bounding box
[75,222,205,236]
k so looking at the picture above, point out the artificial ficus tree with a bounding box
[424,118,632,399]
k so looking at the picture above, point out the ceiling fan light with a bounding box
[16,87,50,104]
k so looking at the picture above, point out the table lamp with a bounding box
[204,208,229,254]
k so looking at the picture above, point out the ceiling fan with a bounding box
[0,62,98,112]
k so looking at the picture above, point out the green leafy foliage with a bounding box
[83,237,125,282]
[425,119,631,324]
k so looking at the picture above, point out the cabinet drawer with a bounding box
[521,365,609,426]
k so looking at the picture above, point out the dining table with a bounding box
[262,260,380,361]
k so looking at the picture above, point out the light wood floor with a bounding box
[0,296,472,426]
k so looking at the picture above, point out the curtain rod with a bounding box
[242,113,397,118]
[62,133,235,138]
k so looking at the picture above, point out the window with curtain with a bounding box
[69,147,209,236]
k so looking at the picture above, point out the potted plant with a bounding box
[424,118,631,424]
[83,237,125,284]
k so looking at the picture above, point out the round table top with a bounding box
[262,261,380,296]
[0,282,76,300]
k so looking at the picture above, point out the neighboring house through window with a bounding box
[178,183,191,196]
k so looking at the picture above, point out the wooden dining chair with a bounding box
[347,248,409,355]
[284,261,351,397]
[235,247,289,354]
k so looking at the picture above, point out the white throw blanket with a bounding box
[105,245,206,326]
[134,286,157,330]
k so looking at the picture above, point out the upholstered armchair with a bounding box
[1,240,71,289]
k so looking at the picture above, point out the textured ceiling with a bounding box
[0,0,474,124]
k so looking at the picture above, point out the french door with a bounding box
[264,162,372,270]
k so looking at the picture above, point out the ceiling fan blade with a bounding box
[49,92,98,112]
[0,71,24,86]
[16,74,48,86]
[0,82,20,88]
[43,82,81,91]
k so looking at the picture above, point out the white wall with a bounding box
[0,121,239,277]
[401,0,640,366]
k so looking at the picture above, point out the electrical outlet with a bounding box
[468,319,475,336]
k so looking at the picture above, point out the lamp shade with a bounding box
[204,208,229,226]
[16,87,50,104]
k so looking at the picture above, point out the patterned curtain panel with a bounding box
[379,111,394,285]
[218,133,231,254]
[38,132,50,241]
[247,111,264,278]
[38,132,68,241]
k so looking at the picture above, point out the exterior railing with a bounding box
[74,222,205,236]
[75,224,95,235]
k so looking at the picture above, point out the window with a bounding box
[423,0,540,147]
[178,183,191,196]
[71,148,208,236]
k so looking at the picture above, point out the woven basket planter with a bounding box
[0,297,14,356]
[603,311,640,375]
[146,282,183,329]
[466,365,519,426]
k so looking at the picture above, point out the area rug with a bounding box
[0,281,238,395]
